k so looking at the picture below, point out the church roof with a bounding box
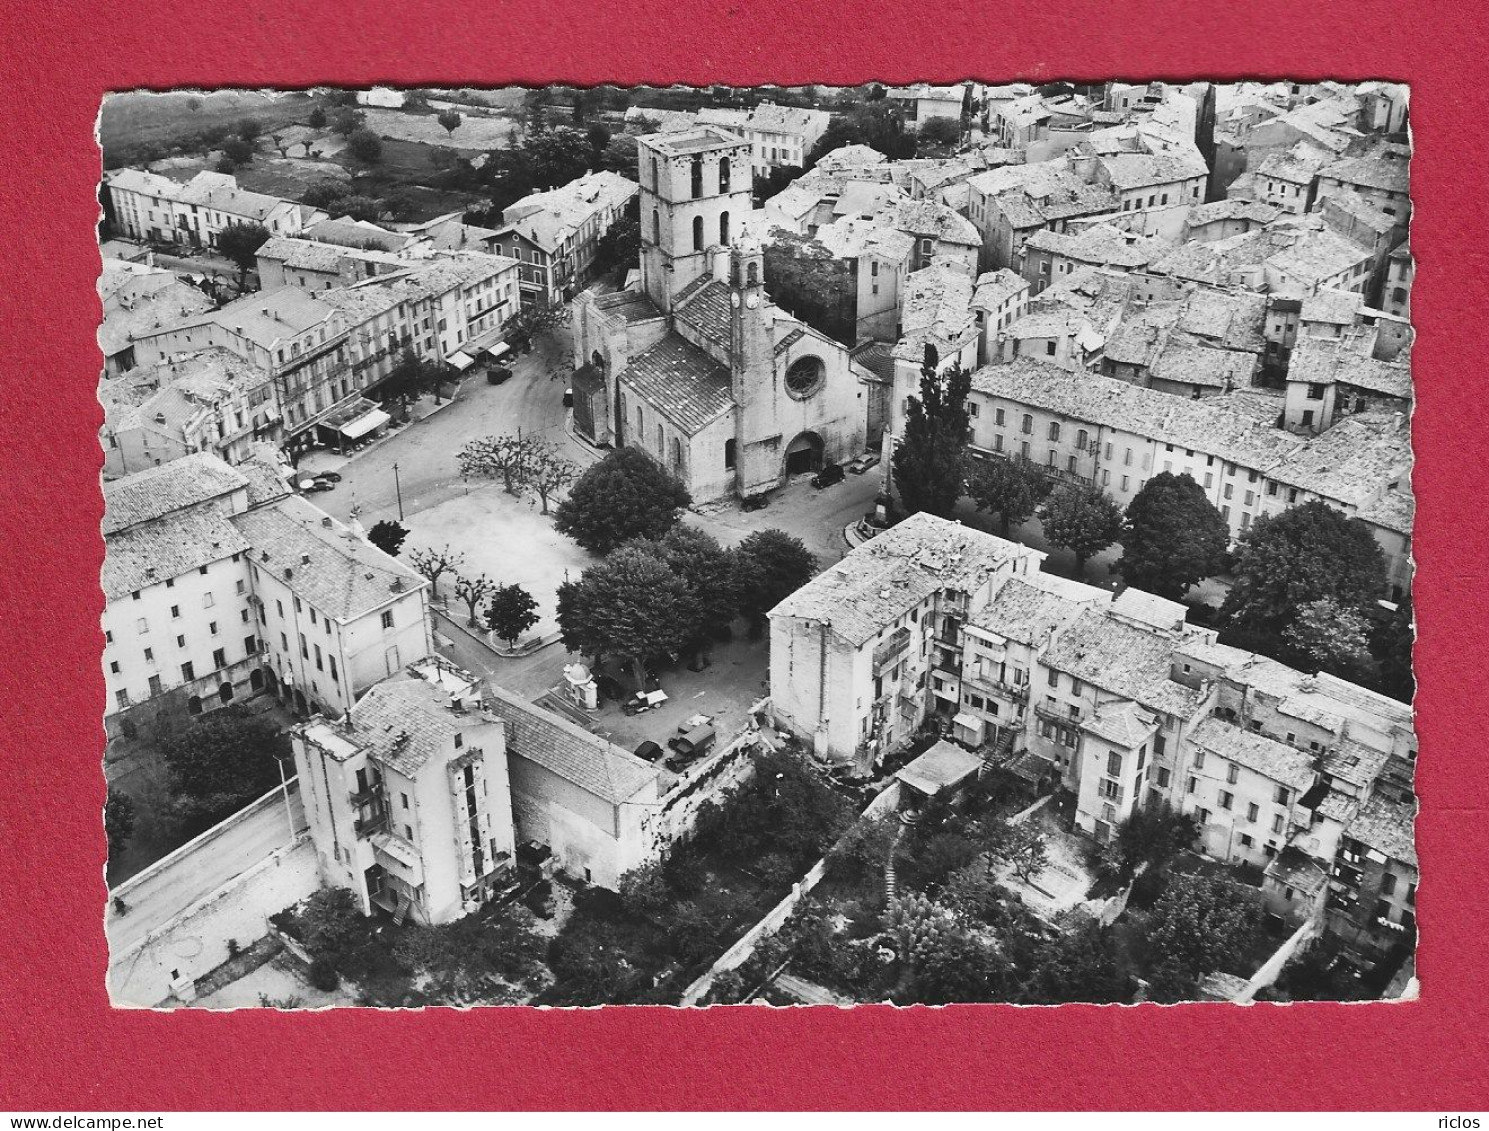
[619,332,734,436]
[674,278,733,351]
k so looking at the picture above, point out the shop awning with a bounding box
[952,711,982,732]
[482,341,511,360]
[340,407,391,440]
[447,350,476,371]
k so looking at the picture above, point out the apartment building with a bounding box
[812,216,915,343]
[105,169,325,250]
[768,512,1044,772]
[254,236,406,292]
[101,347,279,478]
[965,162,1121,271]
[292,672,518,926]
[971,269,1030,365]
[488,170,639,306]
[697,102,831,175]
[235,495,431,720]
[98,260,215,377]
[101,453,434,739]
[101,455,265,741]
[769,512,1416,964]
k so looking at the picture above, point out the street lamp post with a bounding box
[393,462,405,521]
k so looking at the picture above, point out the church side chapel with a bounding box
[572,125,867,502]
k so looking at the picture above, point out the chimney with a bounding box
[321,516,332,528]
[283,567,293,579]
[301,553,311,565]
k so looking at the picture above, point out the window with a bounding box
[1272,814,1285,834]
[1157,768,1171,788]
[1021,414,1033,435]
[724,438,736,470]
[203,592,215,608]
[1048,670,1059,688]
[719,211,730,246]
[1275,786,1291,806]
[1226,763,1239,785]
[1239,834,1254,849]
[136,618,149,634]
[690,156,703,198]
[116,690,131,710]
[1381,872,1397,896]
[143,647,154,663]
[213,647,226,670]
[1045,341,1056,357]
[1219,790,1234,810]
[171,605,180,619]
[1047,421,1060,442]
[1194,750,1205,770]
[995,408,1005,426]
[692,215,704,251]
[381,610,395,630]
[1247,802,1259,822]
[651,209,660,245]
[401,793,410,810]
[109,661,120,674]
[181,661,195,681]
[1107,751,1122,776]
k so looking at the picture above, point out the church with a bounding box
[571,125,868,503]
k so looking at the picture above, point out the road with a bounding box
[311,328,583,529]
[107,783,306,955]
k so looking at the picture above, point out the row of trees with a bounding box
[457,432,579,515]
[401,541,543,646]
[889,351,1411,699]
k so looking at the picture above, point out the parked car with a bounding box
[667,724,717,761]
[634,740,664,763]
[313,471,342,483]
[741,492,770,512]
[562,387,574,408]
[812,463,845,489]
[622,689,668,716]
[488,366,514,385]
[305,480,335,493]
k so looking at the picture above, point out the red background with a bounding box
[2,0,1487,1110]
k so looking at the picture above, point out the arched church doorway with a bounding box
[784,431,825,476]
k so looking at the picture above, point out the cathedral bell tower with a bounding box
[729,238,774,495]
[635,126,752,312]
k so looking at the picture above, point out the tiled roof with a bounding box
[1189,716,1317,791]
[1256,149,1327,185]
[256,235,401,273]
[674,278,733,351]
[1267,415,1412,507]
[771,512,1027,647]
[179,171,288,223]
[102,452,248,535]
[1099,149,1208,190]
[1321,155,1410,195]
[592,288,665,325]
[481,683,658,805]
[1042,607,1201,718]
[900,262,975,337]
[161,287,342,352]
[973,268,1027,311]
[237,456,292,507]
[814,144,887,171]
[641,125,747,156]
[1150,337,1257,390]
[619,332,734,436]
[1177,289,1268,352]
[969,358,1304,471]
[1321,189,1399,236]
[1285,332,1411,399]
[499,171,639,251]
[1357,486,1414,536]
[848,339,895,384]
[1300,288,1362,326]
[1110,587,1187,631]
[872,198,980,247]
[1323,736,1392,793]
[971,575,1099,646]
[1023,223,1166,270]
[230,495,426,620]
[1347,794,1416,867]
[106,167,185,199]
[813,215,915,261]
[102,503,249,600]
[1082,701,1158,747]
[301,217,411,252]
[1186,199,1281,227]
[346,676,478,777]
[98,269,214,359]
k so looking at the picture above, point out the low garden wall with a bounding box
[679,780,903,1006]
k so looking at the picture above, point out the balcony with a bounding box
[350,783,384,807]
[873,626,912,673]
[1034,702,1082,724]
[353,810,388,837]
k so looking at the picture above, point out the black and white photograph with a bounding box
[97,80,1416,1011]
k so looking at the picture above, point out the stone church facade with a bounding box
[572,125,867,503]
